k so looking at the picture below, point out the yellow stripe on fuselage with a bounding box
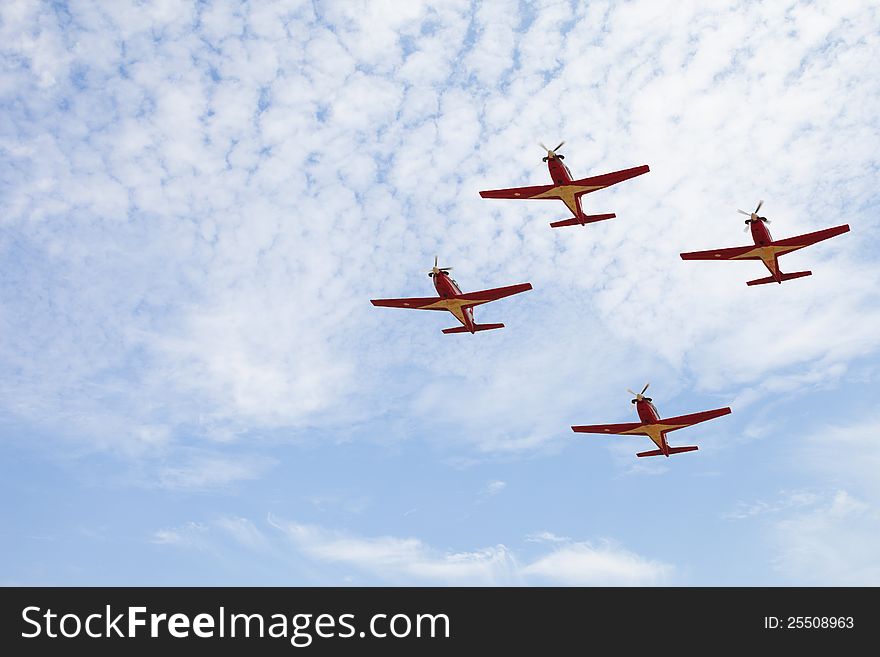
[421,297,492,326]
[621,423,689,449]
[730,244,803,274]
[532,184,604,216]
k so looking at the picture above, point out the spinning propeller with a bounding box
[737,200,770,230]
[628,383,652,404]
[540,141,565,162]
[427,255,452,278]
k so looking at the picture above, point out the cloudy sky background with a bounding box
[1,0,879,585]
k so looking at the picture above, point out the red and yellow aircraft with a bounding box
[371,257,532,334]
[680,200,850,286]
[571,384,731,458]
[479,142,650,228]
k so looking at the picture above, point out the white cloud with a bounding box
[267,515,669,586]
[730,415,880,584]
[158,452,275,491]
[772,490,880,585]
[4,0,880,591]
[158,516,668,586]
[151,521,209,547]
[723,490,821,520]
[156,516,271,555]
[214,516,270,552]
[482,480,506,496]
[523,540,672,587]
[270,515,520,585]
[525,531,570,543]
[1,0,879,472]
[799,416,880,498]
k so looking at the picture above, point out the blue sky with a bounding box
[1,0,879,585]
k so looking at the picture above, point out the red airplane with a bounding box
[371,257,532,334]
[479,142,650,228]
[571,384,731,458]
[680,200,850,286]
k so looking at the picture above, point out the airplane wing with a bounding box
[659,407,732,431]
[771,224,850,250]
[571,422,647,435]
[371,283,531,312]
[456,283,532,305]
[679,244,762,261]
[370,296,449,310]
[479,183,555,200]
[480,165,650,200]
[569,164,650,194]
[573,407,731,435]
[681,225,851,261]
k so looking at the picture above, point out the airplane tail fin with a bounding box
[746,270,812,286]
[550,213,615,228]
[636,446,698,457]
[442,323,504,334]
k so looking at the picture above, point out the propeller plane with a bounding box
[680,200,850,285]
[479,142,650,228]
[371,257,532,334]
[572,384,732,458]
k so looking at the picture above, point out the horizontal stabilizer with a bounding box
[550,213,615,228]
[667,445,699,455]
[746,270,812,286]
[636,446,699,457]
[442,323,504,334]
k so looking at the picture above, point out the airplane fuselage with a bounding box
[432,271,462,298]
[545,155,583,219]
[749,218,773,245]
[635,399,661,424]
[634,399,669,454]
[745,218,785,279]
[432,271,474,330]
[547,155,574,185]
